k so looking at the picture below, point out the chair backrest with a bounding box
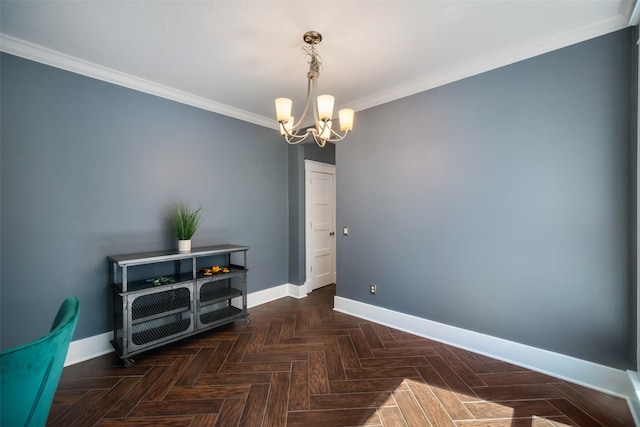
[1,297,80,427]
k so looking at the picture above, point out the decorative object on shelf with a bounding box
[199,266,231,276]
[275,30,354,148]
[167,203,202,253]
[144,276,176,286]
[178,239,191,253]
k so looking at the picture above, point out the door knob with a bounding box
[329,232,335,236]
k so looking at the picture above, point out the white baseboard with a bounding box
[334,295,633,400]
[628,370,640,425]
[64,331,114,367]
[289,282,309,299]
[65,282,308,366]
[248,283,308,307]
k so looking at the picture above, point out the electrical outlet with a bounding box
[370,283,376,295]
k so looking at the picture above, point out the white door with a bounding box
[305,161,336,291]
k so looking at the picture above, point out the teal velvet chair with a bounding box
[1,297,80,426]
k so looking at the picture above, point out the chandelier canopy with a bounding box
[275,31,354,147]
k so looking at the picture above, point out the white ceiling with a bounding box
[0,1,636,130]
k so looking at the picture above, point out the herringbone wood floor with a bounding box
[48,285,634,426]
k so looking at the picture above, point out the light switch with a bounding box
[343,226,349,236]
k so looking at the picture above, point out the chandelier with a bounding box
[275,31,354,147]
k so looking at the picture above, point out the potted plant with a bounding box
[168,203,202,252]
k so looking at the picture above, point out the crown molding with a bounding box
[348,15,630,113]
[1,13,630,128]
[0,34,277,129]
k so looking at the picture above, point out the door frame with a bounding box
[304,160,336,292]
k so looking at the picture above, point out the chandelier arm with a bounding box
[286,134,310,145]
[282,127,313,144]
[325,129,350,142]
[315,128,351,144]
[290,78,314,131]
[286,135,309,145]
[328,127,349,140]
[311,132,327,148]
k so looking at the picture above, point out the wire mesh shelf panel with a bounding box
[131,287,191,323]
[131,311,192,346]
[127,286,194,352]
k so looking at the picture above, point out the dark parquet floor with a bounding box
[48,284,634,426]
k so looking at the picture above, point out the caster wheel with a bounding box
[123,358,135,368]
[245,317,251,324]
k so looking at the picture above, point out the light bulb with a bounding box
[339,109,354,132]
[317,95,335,121]
[275,98,293,122]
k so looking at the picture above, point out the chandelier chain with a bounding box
[303,44,322,80]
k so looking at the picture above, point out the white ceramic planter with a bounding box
[178,239,191,253]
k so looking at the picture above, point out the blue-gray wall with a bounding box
[2,27,636,371]
[336,28,635,369]
[1,53,289,348]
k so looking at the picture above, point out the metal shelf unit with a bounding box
[108,244,249,367]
